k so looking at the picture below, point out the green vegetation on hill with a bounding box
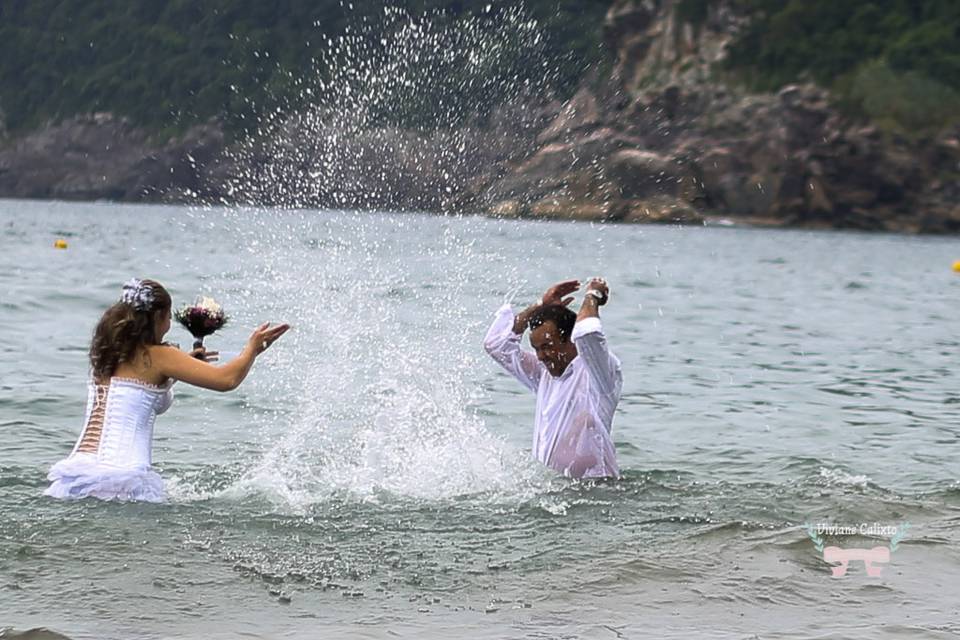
[0,0,609,137]
[4,1,958,140]
[720,0,960,134]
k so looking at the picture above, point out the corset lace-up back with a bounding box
[77,384,109,453]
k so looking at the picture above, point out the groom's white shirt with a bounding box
[484,304,621,478]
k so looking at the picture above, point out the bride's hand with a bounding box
[247,322,291,356]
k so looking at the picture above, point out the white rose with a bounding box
[198,297,222,313]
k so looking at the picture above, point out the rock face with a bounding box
[464,0,960,232]
[219,96,556,213]
[0,113,225,202]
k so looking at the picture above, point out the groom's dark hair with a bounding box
[528,304,577,342]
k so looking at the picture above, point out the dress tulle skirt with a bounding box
[44,456,165,502]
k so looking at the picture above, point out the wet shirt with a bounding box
[483,304,621,478]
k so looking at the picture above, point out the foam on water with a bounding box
[817,466,872,489]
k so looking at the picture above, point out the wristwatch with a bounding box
[586,289,605,302]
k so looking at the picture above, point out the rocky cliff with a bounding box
[0,113,224,202]
[462,0,960,232]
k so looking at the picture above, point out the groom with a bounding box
[483,278,622,478]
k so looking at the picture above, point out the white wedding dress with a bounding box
[45,377,174,502]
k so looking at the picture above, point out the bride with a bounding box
[45,278,289,502]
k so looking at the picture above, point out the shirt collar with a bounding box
[551,355,580,380]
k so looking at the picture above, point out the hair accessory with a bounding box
[121,278,155,311]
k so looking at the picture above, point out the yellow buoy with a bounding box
[953,260,960,273]
[54,238,68,249]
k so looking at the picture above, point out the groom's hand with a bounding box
[541,279,580,307]
[585,277,609,306]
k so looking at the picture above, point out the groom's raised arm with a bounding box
[573,278,621,397]
[483,302,543,393]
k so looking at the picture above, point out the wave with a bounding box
[0,629,75,640]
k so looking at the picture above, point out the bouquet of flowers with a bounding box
[174,296,229,350]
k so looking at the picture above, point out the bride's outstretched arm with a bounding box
[151,322,290,392]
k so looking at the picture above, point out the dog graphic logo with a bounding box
[804,522,910,577]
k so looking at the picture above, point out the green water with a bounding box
[1,200,958,639]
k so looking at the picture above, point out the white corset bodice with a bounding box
[45,377,174,502]
[70,377,174,467]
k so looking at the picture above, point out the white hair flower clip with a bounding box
[121,278,155,311]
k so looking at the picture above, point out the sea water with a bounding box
[1,199,958,639]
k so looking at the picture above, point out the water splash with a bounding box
[184,210,548,510]
[174,7,575,508]
[221,5,560,212]
[817,466,871,489]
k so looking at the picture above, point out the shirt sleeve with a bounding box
[571,317,621,398]
[483,303,543,393]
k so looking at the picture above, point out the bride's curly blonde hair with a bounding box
[89,279,171,381]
